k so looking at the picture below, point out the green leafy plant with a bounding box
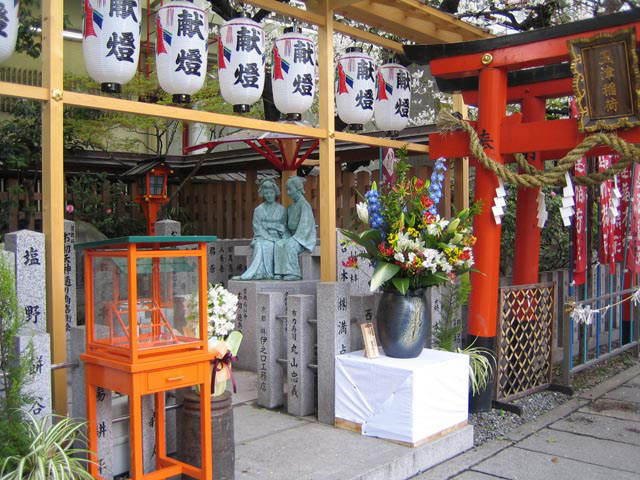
[340,147,480,294]
[0,411,94,479]
[0,255,34,461]
[433,275,495,396]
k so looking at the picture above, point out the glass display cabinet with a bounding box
[77,236,217,479]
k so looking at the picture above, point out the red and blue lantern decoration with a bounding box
[272,27,315,121]
[0,0,19,64]
[374,62,411,136]
[156,1,208,104]
[218,17,265,113]
[82,0,141,93]
[335,47,376,131]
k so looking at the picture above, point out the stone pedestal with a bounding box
[228,280,319,371]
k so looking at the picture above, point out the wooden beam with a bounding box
[243,0,326,25]
[318,0,337,282]
[452,93,469,213]
[64,91,328,139]
[0,82,48,101]
[461,77,573,105]
[42,0,67,416]
[333,22,404,53]
[330,0,364,9]
[334,131,429,153]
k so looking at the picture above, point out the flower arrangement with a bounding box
[341,148,480,295]
[185,283,243,396]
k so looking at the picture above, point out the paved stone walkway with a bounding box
[412,364,640,480]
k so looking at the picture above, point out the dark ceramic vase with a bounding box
[376,288,429,358]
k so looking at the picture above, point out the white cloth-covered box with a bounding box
[335,349,469,446]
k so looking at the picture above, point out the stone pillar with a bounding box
[15,332,52,421]
[155,219,181,237]
[317,282,350,425]
[287,294,316,416]
[4,230,46,333]
[256,291,286,409]
[63,221,77,337]
[208,239,250,287]
[70,326,113,479]
[349,294,379,352]
[337,230,373,295]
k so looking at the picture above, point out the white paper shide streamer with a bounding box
[0,0,19,64]
[374,62,411,136]
[218,17,265,113]
[156,1,208,103]
[560,172,575,226]
[83,0,141,93]
[272,27,315,121]
[492,177,506,225]
[537,190,548,228]
[336,47,376,131]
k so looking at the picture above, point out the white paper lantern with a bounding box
[218,17,265,113]
[82,0,141,93]
[156,1,208,103]
[0,0,19,64]
[374,62,411,136]
[335,47,376,131]
[272,27,315,121]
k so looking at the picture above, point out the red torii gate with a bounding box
[406,10,640,411]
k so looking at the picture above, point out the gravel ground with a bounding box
[469,350,639,446]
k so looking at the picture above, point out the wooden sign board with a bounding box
[568,28,640,132]
[361,322,379,359]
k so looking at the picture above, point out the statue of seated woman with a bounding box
[273,176,317,281]
[233,179,286,280]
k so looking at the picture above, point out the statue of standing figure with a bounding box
[234,176,316,281]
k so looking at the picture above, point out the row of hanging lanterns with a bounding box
[0,0,411,134]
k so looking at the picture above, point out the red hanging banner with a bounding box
[574,157,587,285]
[627,167,640,273]
[599,155,615,273]
[614,161,632,262]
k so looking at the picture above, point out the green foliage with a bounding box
[0,412,94,479]
[500,185,569,275]
[432,275,495,395]
[66,172,145,238]
[0,255,34,462]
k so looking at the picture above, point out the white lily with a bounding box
[356,201,369,224]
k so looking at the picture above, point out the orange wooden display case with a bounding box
[77,236,217,479]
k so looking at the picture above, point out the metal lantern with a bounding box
[218,16,265,113]
[374,62,411,137]
[156,1,208,104]
[82,0,141,93]
[272,27,315,121]
[335,47,376,131]
[0,0,19,64]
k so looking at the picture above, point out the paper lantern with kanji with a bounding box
[374,62,411,136]
[156,1,208,103]
[335,47,376,131]
[0,0,19,64]
[218,17,265,113]
[272,27,315,121]
[82,0,141,93]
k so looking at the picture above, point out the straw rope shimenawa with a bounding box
[436,109,640,187]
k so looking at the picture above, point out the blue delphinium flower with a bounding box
[428,157,447,213]
[365,188,385,232]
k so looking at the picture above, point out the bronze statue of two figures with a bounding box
[233,176,316,281]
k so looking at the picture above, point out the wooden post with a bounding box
[452,93,469,214]
[42,0,66,415]
[281,169,296,207]
[318,0,337,282]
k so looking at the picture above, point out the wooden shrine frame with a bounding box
[2,0,488,414]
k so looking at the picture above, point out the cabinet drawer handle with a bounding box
[167,376,185,382]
